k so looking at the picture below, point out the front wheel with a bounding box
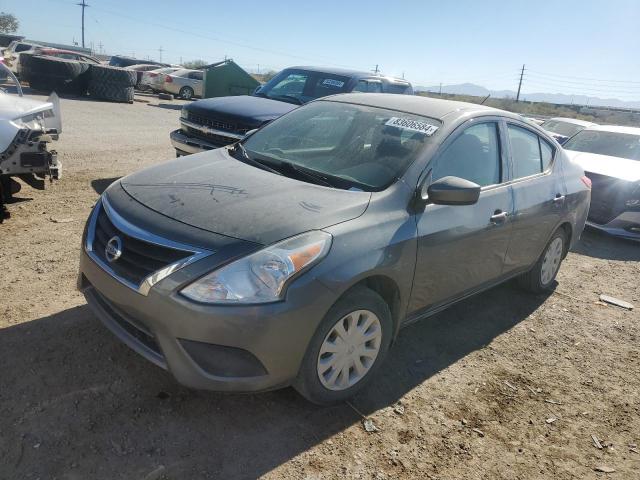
[179,86,194,100]
[294,287,392,405]
[518,228,567,293]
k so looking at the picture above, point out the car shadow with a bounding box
[91,177,121,195]
[571,228,640,261]
[147,103,184,111]
[0,282,547,479]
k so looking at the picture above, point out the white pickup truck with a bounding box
[0,64,62,221]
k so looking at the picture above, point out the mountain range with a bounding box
[414,83,640,109]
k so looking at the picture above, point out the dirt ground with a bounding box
[0,90,639,480]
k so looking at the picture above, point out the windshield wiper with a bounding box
[277,161,335,187]
[228,143,282,175]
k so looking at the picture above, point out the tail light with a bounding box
[580,175,592,189]
[165,75,173,83]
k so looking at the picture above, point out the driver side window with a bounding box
[433,122,501,187]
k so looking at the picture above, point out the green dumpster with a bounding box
[202,59,260,99]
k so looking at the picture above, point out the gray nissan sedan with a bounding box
[79,94,591,404]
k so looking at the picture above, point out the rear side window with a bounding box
[15,43,32,52]
[540,139,554,170]
[508,125,555,178]
[353,80,383,93]
[189,71,203,80]
[434,122,501,187]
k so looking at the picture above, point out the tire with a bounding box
[87,64,136,102]
[518,228,567,293]
[88,64,137,86]
[22,56,90,95]
[294,286,393,405]
[179,86,194,100]
[88,81,134,103]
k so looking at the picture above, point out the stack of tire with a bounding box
[87,65,137,103]
[21,54,91,96]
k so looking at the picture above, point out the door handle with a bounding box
[490,210,509,224]
[553,194,566,205]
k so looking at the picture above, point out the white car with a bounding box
[139,66,181,92]
[160,69,204,99]
[0,65,62,220]
[540,117,597,145]
[563,125,640,240]
[2,40,40,74]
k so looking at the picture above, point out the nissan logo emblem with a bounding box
[105,236,123,263]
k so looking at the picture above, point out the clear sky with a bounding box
[4,0,640,100]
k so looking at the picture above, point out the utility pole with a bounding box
[98,41,103,55]
[516,64,525,102]
[77,1,89,48]
[158,46,163,62]
[439,82,442,95]
[372,64,380,74]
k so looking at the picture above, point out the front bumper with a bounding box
[78,244,336,392]
[169,128,216,155]
[587,210,640,241]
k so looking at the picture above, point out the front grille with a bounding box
[92,207,192,285]
[185,125,237,147]
[187,112,235,132]
[585,172,635,225]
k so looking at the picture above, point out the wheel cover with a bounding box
[540,237,563,285]
[317,309,382,391]
[182,87,192,99]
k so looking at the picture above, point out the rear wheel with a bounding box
[179,86,194,100]
[518,228,567,292]
[294,287,392,405]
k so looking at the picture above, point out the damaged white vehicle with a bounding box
[0,64,62,221]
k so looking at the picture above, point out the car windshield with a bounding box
[241,101,439,191]
[563,130,640,160]
[541,120,584,137]
[256,70,351,105]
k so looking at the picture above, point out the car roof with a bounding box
[287,65,409,83]
[547,117,597,127]
[321,93,506,122]
[585,124,640,135]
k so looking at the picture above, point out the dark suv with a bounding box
[170,66,413,156]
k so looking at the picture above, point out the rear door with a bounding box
[189,71,203,96]
[409,118,514,314]
[502,122,566,272]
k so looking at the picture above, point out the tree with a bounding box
[0,12,18,34]
[182,59,207,69]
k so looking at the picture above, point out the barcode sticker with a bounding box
[385,117,439,136]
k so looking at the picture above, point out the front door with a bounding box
[409,120,513,314]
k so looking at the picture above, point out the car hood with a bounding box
[184,95,296,128]
[0,92,54,120]
[565,150,640,182]
[119,149,371,245]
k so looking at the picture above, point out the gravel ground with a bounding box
[0,91,639,480]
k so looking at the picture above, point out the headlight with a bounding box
[180,108,188,119]
[180,231,332,304]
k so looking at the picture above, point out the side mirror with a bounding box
[424,176,481,206]
[244,128,259,138]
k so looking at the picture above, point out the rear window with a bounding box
[563,130,640,160]
[541,120,584,138]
